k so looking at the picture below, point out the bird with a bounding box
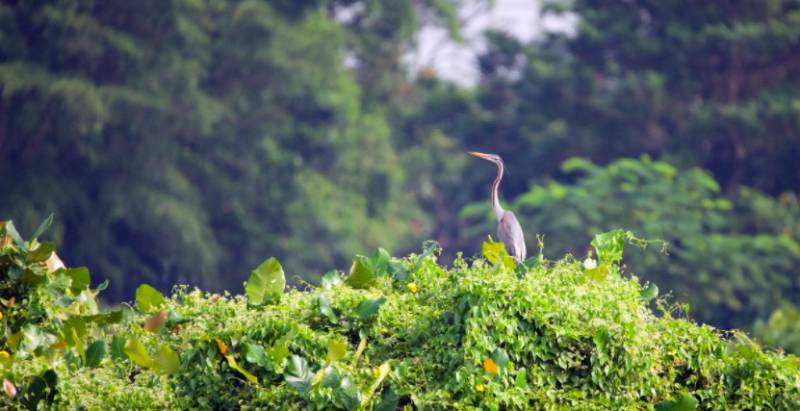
[468,151,527,262]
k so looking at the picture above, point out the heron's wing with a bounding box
[497,211,527,262]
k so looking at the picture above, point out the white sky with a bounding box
[405,0,576,86]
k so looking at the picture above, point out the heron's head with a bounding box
[468,151,503,164]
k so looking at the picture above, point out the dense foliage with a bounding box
[2,220,799,409]
[1,0,798,349]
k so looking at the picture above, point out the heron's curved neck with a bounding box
[491,161,505,218]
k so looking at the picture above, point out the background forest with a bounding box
[1,0,798,351]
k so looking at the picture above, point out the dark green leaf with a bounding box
[345,257,375,289]
[335,375,362,411]
[388,260,408,281]
[245,257,285,305]
[110,336,127,360]
[285,355,313,392]
[42,369,57,404]
[492,348,510,368]
[317,293,338,323]
[367,248,391,277]
[27,241,56,263]
[85,340,106,368]
[356,297,386,320]
[320,366,341,388]
[135,284,165,313]
[244,343,270,368]
[64,267,90,292]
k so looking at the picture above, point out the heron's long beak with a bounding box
[468,151,492,160]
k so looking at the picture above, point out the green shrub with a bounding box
[1,221,798,409]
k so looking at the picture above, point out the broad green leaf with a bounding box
[326,338,348,363]
[655,392,698,411]
[124,338,153,368]
[135,284,165,313]
[367,248,391,277]
[285,355,313,392]
[30,214,54,240]
[388,260,408,281]
[317,293,338,323]
[345,257,375,289]
[356,297,386,320]
[336,375,362,411]
[268,333,292,366]
[492,348,510,368]
[641,283,659,302]
[591,229,625,265]
[27,242,56,263]
[245,257,285,305]
[320,366,341,388]
[482,237,516,268]
[85,340,106,368]
[64,267,90,293]
[152,345,180,374]
[321,270,343,289]
[244,343,270,368]
[224,353,258,383]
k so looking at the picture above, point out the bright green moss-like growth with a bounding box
[1,222,798,410]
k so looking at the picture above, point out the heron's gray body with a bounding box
[497,210,526,262]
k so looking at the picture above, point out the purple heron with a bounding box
[469,151,527,262]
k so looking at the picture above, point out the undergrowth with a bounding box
[1,218,798,410]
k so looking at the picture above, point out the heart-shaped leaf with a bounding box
[326,338,348,363]
[245,257,285,305]
[244,343,270,368]
[152,345,180,374]
[123,338,152,368]
[135,284,165,314]
[345,257,374,289]
[64,268,90,293]
[285,355,313,392]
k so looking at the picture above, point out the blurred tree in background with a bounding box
[0,0,467,299]
[0,0,798,344]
